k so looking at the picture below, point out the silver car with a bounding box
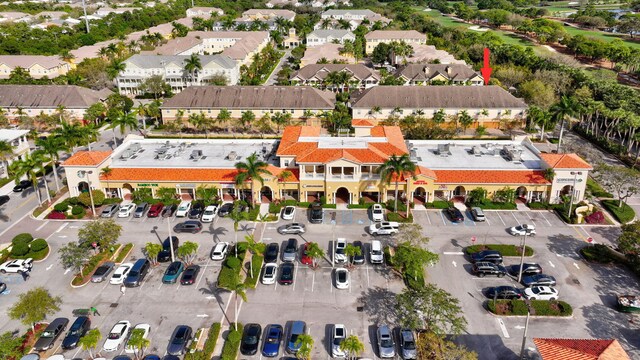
[101,204,120,218]
[377,325,395,358]
[91,261,115,283]
[399,328,417,359]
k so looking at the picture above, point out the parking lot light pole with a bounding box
[78,170,96,218]
[517,232,528,283]
[331,212,336,268]
[567,171,582,219]
[519,300,535,360]
[167,217,175,263]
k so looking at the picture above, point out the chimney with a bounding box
[424,66,430,75]
[446,66,452,75]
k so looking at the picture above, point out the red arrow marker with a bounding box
[480,47,492,85]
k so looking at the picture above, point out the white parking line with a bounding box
[366,266,370,287]
[425,212,432,225]
[35,220,49,232]
[195,260,209,289]
[511,212,520,225]
[540,212,552,226]
[497,318,510,338]
[495,212,506,226]
[55,222,69,232]
[311,271,315,292]
[439,211,447,225]
[485,214,491,226]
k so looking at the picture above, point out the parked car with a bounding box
[103,321,132,352]
[282,206,296,220]
[486,286,523,300]
[262,263,278,285]
[445,207,464,223]
[180,265,200,285]
[509,263,543,277]
[0,195,9,206]
[368,221,399,235]
[286,321,306,354]
[398,328,417,359]
[331,324,346,358]
[371,204,385,222]
[265,243,279,263]
[376,325,395,358]
[279,263,294,285]
[0,282,5,293]
[309,203,323,223]
[61,316,91,350]
[472,262,507,278]
[124,259,150,287]
[470,250,503,264]
[508,224,536,236]
[162,261,184,284]
[188,201,205,219]
[210,242,229,261]
[370,240,384,264]
[283,238,298,262]
[13,180,31,192]
[262,324,283,357]
[134,202,149,218]
[522,274,557,287]
[523,286,558,300]
[173,220,202,234]
[110,263,133,285]
[175,201,191,217]
[240,323,262,356]
[34,317,69,351]
[201,205,218,223]
[101,204,120,218]
[118,203,137,218]
[91,261,115,283]
[471,207,485,222]
[277,223,306,235]
[161,204,177,217]
[166,325,192,356]
[300,243,313,266]
[147,203,164,217]
[142,355,161,360]
[158,236,179,263]
[334,238,347,263]
[0,258,33,273]
[125,324,151,354]
[335,268,349,289]
[218,203,234,217]
[352,241,365,265]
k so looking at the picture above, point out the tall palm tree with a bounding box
[377,154,417,213]
[234,153,272,206]
[341,335,364,360]
[276,170,293,200]
[101,166,113,197]
[11,151,50,204]
[183,54,202,86]
[109,111,139,146]
[106,59,126,80]
[0,140,14,179]
[55,122,83,151]
[550,95,577,153]
[229,273,247,331]
[35,136,66,192]
[80,123,100,150]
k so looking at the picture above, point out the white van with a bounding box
[370,240,384,264]
[175,201,192,217]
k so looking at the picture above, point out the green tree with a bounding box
[245,234,265,278]
[54,122,84,151]
[58,242,91,276]
[467,188,487,206]
[144,242,163,265]
[432,108,446,124]
[395,223,431,247]
[550,95,578,153]
[344,244,361,266]
[396,284,467,336]
[596,164,640,207]
[306,241,325,268]
[224,273,247,331]
[101,167,113,196]
[416,331,477,360]
[234,153,272,206]
[77,219,122,250]
[85,102,107,125]
[519,79,556,110]
[493,187,516,203]
[109,110,138,146]
[0,331,22,359]
[341,335,364,360]
[8,287,62,332]
[238,110,256,132]
[106,59,126,80]
[377,154,417,213]
[35,136,66,192]
[195,185,218,204]
[0,140,14,178]
[229,207,247,256]
[78,329,101,359]
[183,54,202,85]
[127,327,150,359]
[458,110,474,134]
[139,75,170,99]
[295,333,314,360]
[177,241,199,265]
[217,108,232,130]
[393,241,439,280]
[10,151,49,204]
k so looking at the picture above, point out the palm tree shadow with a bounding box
[240,223,254,234]
[200,277,232,324]
[0,207,10,222]
[208,226,228,242]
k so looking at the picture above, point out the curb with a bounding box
[33,246,52,263]
[113,244,134,264]
[70,278,90,289]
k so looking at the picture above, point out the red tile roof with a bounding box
[62,151,112,166]
[539,153,592,169]
[533,338,630,360]
[100,165,299,183]
[433,170,549,185]
[352,119,376,127]
[416,166,436,179]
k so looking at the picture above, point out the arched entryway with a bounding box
[122,183,134,200]
[453,186,466,202]
[413,187,427,205]
[516,186,527,203]
[260,186,273,203]
[335,187,350,204]
[560,185,573,198]
[78,181,89,193]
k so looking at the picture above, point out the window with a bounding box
[284,160,290,167]
[316,165,325,173]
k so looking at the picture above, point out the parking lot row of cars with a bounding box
[100,201,244,222]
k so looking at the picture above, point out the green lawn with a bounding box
[555,21,640,49]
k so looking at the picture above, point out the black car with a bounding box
[279,263,294,285]
[444,207,464,223]
[161,204,178,217]
[188,201,205,219]
[142,356,161,360]
[173,221,203,234]
[486,286,523,300]
[352,241,365,265]
[167,325,192,356]
[522,274,557,287]
[509,263,543,277]
[470,250,503,264]
[240,323,262,356]
[13,180,31,192]
[282,238,298,262]
[472,262,507,277]
[309,203,323,224]
[158,236,179,263]
[62,316,91,350]
[34,317,69,351]
[218,203,234,217]
[180,265,200,285]
[0,195,10,206]
[265,242,279,263]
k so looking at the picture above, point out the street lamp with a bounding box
[517,232,529,283]
[566,171,583,219]
[167,216,176,263]
[77,170,96,218]
[519,300,535,359]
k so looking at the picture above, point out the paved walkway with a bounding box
[265,49,291,85]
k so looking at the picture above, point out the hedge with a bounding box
[527,202,551,210]
[475,202,517,210]
[347,203,376,209]
[72,252,110,285]
[322,204,337,209]
[244,255,264,289]
[487,300,573,316]
[423,201,450,209]
[586,178,613,198]
[114,243,133,263]
[217,243,247,290]
[387,213,413,223]
[220,323,243,360]
[466,244,534,257]
[12,233,33,246]
[602,200,636,224]
[11,242,30,257]
[185,323,221,360]
[30,239,48,252]
[580,244,617,264]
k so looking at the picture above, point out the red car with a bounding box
[300,243,313,265]
[147,202,164,217]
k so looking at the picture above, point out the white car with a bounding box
[103,320,132,352]
[368,221,400,235]
[371,204,384,222]
[0,258,33,274]
[331,324,346,358]
[110,263,133,285]
[118,203,136,218]
[201,205,218,223]
[508,224,536,236]
[262,263,277,285]
[175,201,192,217]
[334,238,347,263]
[125,323,151,354]
[335,268,349,289]
[524,286,558,300]
[210,242,229,261]
[281,206,295,220]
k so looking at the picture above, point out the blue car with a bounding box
[162,261,184,284]
[261,324,283,357]
[286,321,306,354]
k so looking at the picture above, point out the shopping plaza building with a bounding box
[62,125,592,206]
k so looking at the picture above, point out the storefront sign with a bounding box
[366,184,377,190]
[438,185,448,190]
[136,183,158,187]
[177,183,196,188]
[303,184,324,188]
[555,178,584,184]
[221,183,235,189]
[414,180,427,185]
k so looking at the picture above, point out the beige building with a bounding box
[394,64,483,86]
[240,9,296,22]
[306,29,356,47]
[398,44,466,65]
[186,7,223,17]
[0,56,72,79]
[0,129,31,178]
[364,30,425,54]
[290,64,380,90]
[300,43,354,67]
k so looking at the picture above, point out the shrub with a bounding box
[245,255,264,289]
[424,201,451,209]
[54,202,70,212]
[297,201,311,208]
[220,323,243,360]
[586,177,613,198]
[12,233,34,246]
[602,200,636,224]
[47,211,67,220]
[78,190,106,207]
[11,242,30,257]
[527,202,551,210]
[72,207,86,219]
[322,204,336,209]
[67,196,80,205]
[71,205,84,215]
[387,213,413,223]
[476,201,517,210]
[102,197,123,205]
[386,199,407,212]
[466,244,534,257]
[580,244,617,264]
[347,203,375,209]
[487,300,572,316]
[225,257,242,270]
[269,203,282,214]
[30,239,48,252]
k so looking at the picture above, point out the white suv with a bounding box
[0,258,33,274]
[334,238,347,263]
[369,221,399,235]
[175,201,191,217]
[331,324,346,358]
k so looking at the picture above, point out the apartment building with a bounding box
[0,129,31,178]
[364,30,425,54]
[0,56,72,79]
[186,7,223,17]
[394,64,484,86]
[306,29,355,47]
[290,64,380,90]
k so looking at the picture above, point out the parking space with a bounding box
[414,209,565,231]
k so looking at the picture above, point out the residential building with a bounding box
[300,43,353,67]
[350,86,527,128]
[186,7,223,17]
[364,30,425,54]
[393,64,483,86]
[266,0,301,8]
[94,7,140,17]
[240,9,296,22]
[306,29,355,47]
[0,12,31,23]
[0,85,111,120]
[290,64,380,90]
[0,129,30,178]
[321,9,390,24]
[0,56,72,79]
[533,338,630,360]
[397,44,466,65]
[160,86,336,123]
[283,28,301,49]
[116,54,239,95]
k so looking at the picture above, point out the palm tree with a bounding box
[55,122,83,151]
[11,151,50,204]
[369,106,382,119]
[80,123,101,150]
[78,329,102,359]
[228,273,247,331]
[35,136,66,192]
[234,153,272,206]
[0,140,14,179]
[109,111,139,146]
[295,334,314,360]
[217,108,232,131]
[183,54,202,85]
[106,59,126,80]
[432,108,446,124]
[320,18,332,29]
[527,106,553,141]
[306,242,325,268]
[276,170,293,200]
[550,95,577,153]
[341,335,364,360]
[377,154,417,213]
[101,167,113,197]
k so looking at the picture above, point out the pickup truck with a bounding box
[368,221,400,235]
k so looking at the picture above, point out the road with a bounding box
[265,49,291,85]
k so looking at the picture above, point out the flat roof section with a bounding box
[110,139,279,169]
[409,140,543,170]
[298,136,388,149]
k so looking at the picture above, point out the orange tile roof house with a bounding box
[533,338,630,360]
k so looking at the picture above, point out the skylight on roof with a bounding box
[298,136,387,149]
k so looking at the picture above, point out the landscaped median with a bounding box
[487,299,573,317]
[0,233,50,263]
[466,244,534,257]
[220,323,243,360]
[184,322,221,360]
[601,200,636,224]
